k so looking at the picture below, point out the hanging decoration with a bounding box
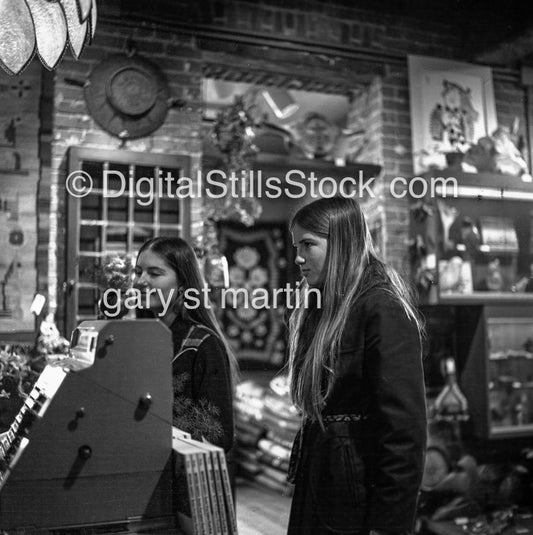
[84,53,172,140]
[0,0,97,76]
[212,94,258,171]
[197,96,262,286]
[209,95,262,225]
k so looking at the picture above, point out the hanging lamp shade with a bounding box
[0,0,96,76]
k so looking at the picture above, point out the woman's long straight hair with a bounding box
[138,237,239,386]
[288,197,422,425]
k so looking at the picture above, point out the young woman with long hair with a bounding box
[133,236,238,453]
[286,196,427,535]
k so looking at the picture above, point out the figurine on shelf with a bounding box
[513,262,533,292]
[460,217,481,259]
[464,120,530,178]
[448,215,481,260]
[439,256,473,294]
[290,112,366,164]
[439,257,463,292]
[436,199,458,251]
[432,357,469,422]
[487,258,504,291]
[525,262,533,292]
[478,258,504,292]
[36,314,70,358]
[491,124,529,176]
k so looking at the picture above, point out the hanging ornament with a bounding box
[198,95,263,281]
[208,95,262,226]
[212,95,259,171]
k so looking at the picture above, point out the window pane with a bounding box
[132,165,155,223]
[82,161,104,190]
[106,226,128,253]
[159,197,180,225]
[107,196,128,222]
[79,225,101,252]
[107,163,130,196]
[81,193,102,220]
[132,226,154,247]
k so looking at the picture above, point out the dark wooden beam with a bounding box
[200,43,381,94]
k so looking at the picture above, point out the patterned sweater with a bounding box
[169,318,235,453]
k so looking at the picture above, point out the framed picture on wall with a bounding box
[408,55,498,174]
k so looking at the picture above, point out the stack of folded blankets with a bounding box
[234,375,300,496]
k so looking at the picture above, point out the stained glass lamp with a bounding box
[0,0,96,76]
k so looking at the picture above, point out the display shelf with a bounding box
[432,168,533,198]
[410,168,533,305]
[438,293,533,304]
[490,423,533,438]
[489,350,533,360]
[461,304,533,440]
[421,303,533,441]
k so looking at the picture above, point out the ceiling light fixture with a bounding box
[0,0,97,76]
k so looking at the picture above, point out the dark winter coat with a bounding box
[287,288,427,535]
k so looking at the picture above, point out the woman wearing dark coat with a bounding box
[287,197,427,535]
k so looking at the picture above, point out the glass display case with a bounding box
[421,303,533,440]
[487,316,533,435]
[459,304,533,439]
[414,171,533,443]
[410,169,533,304]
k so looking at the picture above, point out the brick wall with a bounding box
[192,0,464,276]
[41,21,204,329]
[31,0,533,332]
[198,0,462,57]
[0,63,42,337]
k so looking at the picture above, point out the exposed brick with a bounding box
[236,4,253,29]
[129,26,156,40]
[165,44,202,59]
[351,23,362,44]
[91,33,126,49]
[397,163,415,177]
[32,0,527,322]
[59,62,95,78]
[382,86,395,99]
[259,7,275,30]
[54,113,94,130]
[133,40,166,55]
[272,9,283,34]
[212,0,226,22]
[295,13,306,36]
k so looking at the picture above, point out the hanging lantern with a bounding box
[0,0,97,76]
